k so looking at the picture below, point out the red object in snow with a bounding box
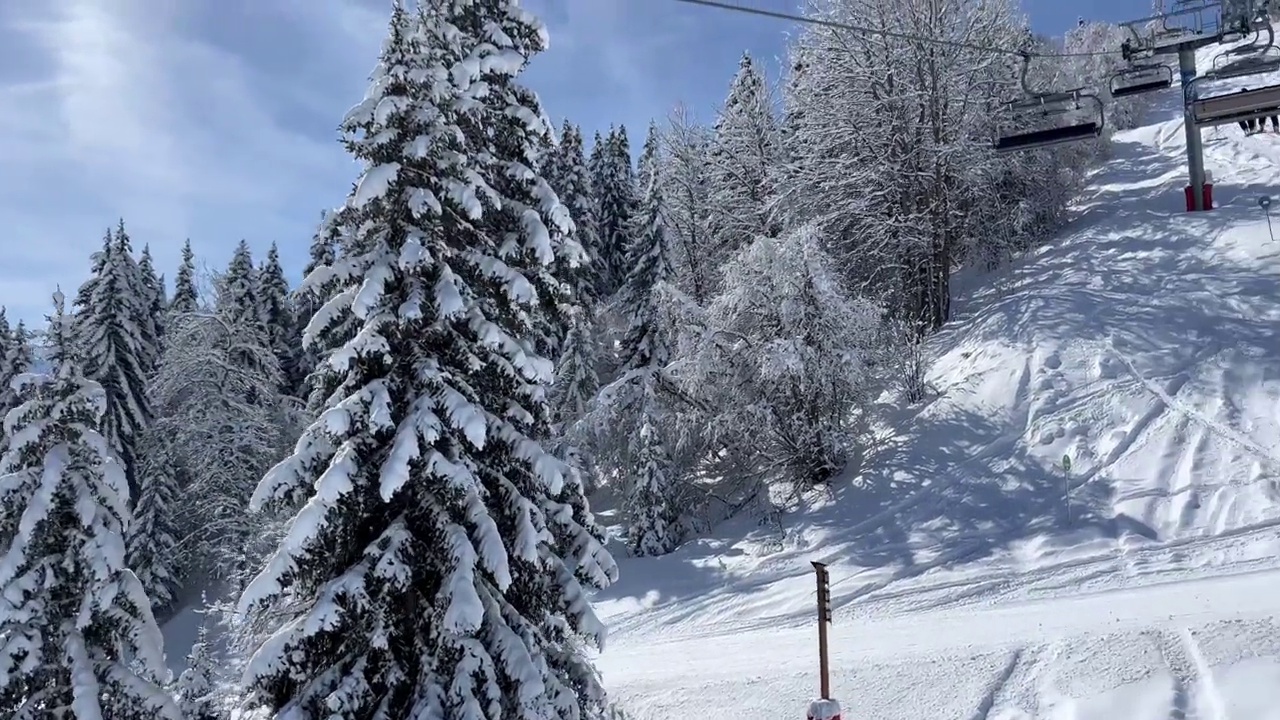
[1185,183,1214,211]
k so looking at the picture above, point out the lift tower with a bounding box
[1121,0,1276,210]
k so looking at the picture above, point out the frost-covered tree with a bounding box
[256,242,299,394]
[548,120,603,309]
[781,0,1060,331]
[0,289,179,719]
[149,308,286,586]
[238,3,617,717]
[683,224,882,490]
[660,105,716,305]
[612,123,683,554]
[0,320,32,420]
[594,125,638,296]
[171,240,200,316]
[73,221,152,500]
[175,609,220,720]
[127,429,181,614]
[707,52,782,280]
[137,244,166,372]
[619,123,675,374]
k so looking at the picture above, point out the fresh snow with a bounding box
[590,38,1280,720]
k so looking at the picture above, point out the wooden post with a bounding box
[811,561,832,700]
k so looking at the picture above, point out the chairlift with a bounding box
[1188,77,1280,128]
[993,54,1105,152]
[1109,63,1175,98]
[1209,38,1280,80]
[1220,17,1271,56]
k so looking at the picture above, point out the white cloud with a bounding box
[0,0,786,325]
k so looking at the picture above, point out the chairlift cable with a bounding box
[671,0,1126,59]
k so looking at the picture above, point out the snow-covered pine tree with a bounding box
[127,428,181,615]
[170,240,200,316]
[239,3,617,716]
[218,241,274,388]
[0,289,180,719]
[137,244,166,372]
[293,208,353,407]
[550,120,603,310]
[0,309,11,374]
[619,122,675,374]
[74,221,152,502]
[0,320,32,420]
[707,52,781,282]
[256,242,300,395]
[175,607,220,720]
[594,125,638,297]
[615,122,681,555]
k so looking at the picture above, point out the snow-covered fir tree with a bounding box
[0,319,32,420]
[170,240,200,316]
[548,120,603,310]
[0,289,180,719]
[136,244,166,372]
[73,221,152,502]
[593,125,637,296]
[175,607,220,720]
[238,3,617,716]
[293,208,352,406]
[659,105,716,305]
[256,242,299,394]
[127,428,182,614]
[615,122,681,555]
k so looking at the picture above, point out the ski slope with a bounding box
[594,38,1280,720]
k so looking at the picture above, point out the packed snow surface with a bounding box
[592,38,1280,719]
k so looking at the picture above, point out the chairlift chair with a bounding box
[1209,40,1280,80]
[993,54,1106,152]
[1188,77,1280,127]
[1110,63,1175,98]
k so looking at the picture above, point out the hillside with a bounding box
[592,37,1280,719]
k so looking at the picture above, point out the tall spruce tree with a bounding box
[74,221,152,501]
[617,122,681,556]
[170,240,200,315]
[594,125,637,297]
[238,3,617,716]
[256,242,299,394]
[136,244,166,372]
[0,290,179,719]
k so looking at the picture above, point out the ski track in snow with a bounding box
[588,33,1280,720]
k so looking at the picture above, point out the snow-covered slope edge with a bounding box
[595,35,1280,719]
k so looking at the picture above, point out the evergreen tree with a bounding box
[256,242,299,394]
[239,4,617,717]
[707,52,781,279]
[74,221,152,501]
[0,320,32,418]
[137,244,166,372]
[616,123,681,555]
[175,608,220,720]
[170,240,200,315]
[594,125,638,296]
[127,430,181,614]
[218,241,273,388]
[552,120,602,309]
[0,289,179,719]
[619,123,674,373]
[292,209,349,405]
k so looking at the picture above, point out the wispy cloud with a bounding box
[0,0,790,324]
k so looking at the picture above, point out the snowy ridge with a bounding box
[594,34,1280,719]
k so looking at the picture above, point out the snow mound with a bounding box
[595,33,1280,719]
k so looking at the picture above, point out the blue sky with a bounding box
[0,0,1155,325]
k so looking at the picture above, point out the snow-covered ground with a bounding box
[593,38,1280,719]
